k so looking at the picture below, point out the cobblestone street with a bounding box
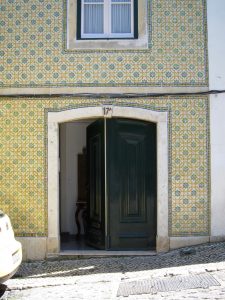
[2,242,225,299]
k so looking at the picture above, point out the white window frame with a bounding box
[67,0,149,50]
[81,0,134,39]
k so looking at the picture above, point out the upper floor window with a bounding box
[77,0,138,39]
[67,0,148,50]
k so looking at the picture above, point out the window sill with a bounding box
[67,38,148,50]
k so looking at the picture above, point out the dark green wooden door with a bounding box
[86,120,105,249]
[87,118,157,250]
[107,119,157,250]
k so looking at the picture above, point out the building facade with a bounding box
[0,0,224,260]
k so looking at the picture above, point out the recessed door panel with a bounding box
[119,132,147,223]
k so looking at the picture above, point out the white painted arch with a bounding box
[47,105,169,254]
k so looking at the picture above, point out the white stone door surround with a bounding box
[47,105,169,254]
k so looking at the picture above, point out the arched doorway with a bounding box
[47,105,169,254]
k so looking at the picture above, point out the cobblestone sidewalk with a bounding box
[2,242,225,299]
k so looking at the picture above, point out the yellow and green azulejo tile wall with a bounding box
[0,0,207,88]
[0,96,210,237]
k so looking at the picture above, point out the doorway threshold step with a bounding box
[58,250,157,257]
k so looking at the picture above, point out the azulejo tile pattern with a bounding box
[0,0,207,88]
[0,96,209,237]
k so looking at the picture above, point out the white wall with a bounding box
[60,121,91,235]
[208,0,225,238]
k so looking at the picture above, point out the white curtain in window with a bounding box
[111,0,131,34]
[83,0,104,34]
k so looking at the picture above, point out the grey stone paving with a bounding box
[117,273,220,296]
[2,242,225,299]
